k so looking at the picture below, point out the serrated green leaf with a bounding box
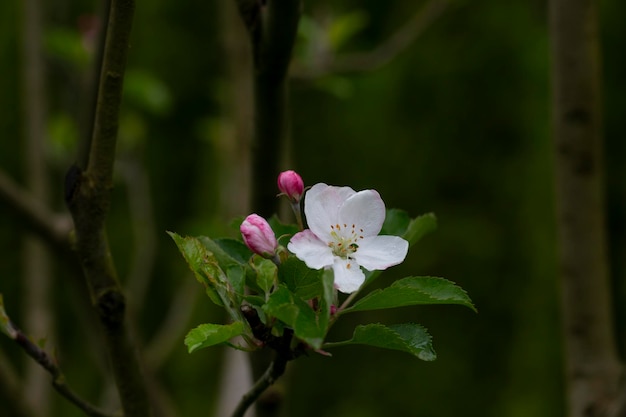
[253,257,277,294]
[168,232,225,306]
[0,295,17,339]
[199,237,251,267]
[326,323,436,361]
[184,322,245,353]
[278,256,323,300]
[364,212,436,288]
[404,213,437,246]
[346,276,476,313]
[263,285,326,349]
[199,237,256,297]
[213,238,253,265]
[381,209,412,236]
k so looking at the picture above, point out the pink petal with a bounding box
[305,183,355,240]
[338,190,385,237]
[353,235,409,271]
[287,229,334,269]
[332,257,366,294]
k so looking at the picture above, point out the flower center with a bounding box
[328,223,364,259]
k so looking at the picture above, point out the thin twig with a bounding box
[10,327,115,417]
[230,354,288,417]
[0,169,73,250]
[291,0,449,79]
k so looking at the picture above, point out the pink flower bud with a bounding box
[240,214,278,257]
[277,170,304,202]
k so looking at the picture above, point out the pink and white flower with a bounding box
[287,183,409,293]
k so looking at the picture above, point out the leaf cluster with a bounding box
[168,211,474,362]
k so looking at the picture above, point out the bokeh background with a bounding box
[1,1,625,416]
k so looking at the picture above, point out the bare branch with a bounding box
[4,322,115,417]
[235,0,302,217]
[291,0,449,79]
[0,169,73,250]
[230,354,288,417]
[64,0,151,416]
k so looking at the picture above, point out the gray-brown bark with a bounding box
[549,0,624,415]
[65,0,151,416]
[20,0,53,414]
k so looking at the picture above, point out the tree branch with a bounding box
[236,0,302,217]
[0,169,73,250]
[1,318,115,417]
[64,0,150,416]
[230,354,288,417]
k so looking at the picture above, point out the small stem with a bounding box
[338,291,359,312]
[230,354,288,417]
[291,201,303,230]
[12,328,115,417]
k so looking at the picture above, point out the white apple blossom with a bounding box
[287,183,409,293]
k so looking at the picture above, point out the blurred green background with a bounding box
[1,0,625,416]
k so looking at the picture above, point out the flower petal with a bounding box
[305,183,356,240]
[332,258,365,293]
[353,235,409,271]
[338,189,385,237]
[287,229,334,269]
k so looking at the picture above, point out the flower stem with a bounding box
[291,201,304,230]
[338,290,359,312]
[230,354,288,417]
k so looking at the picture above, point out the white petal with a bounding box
[338,189,386,237]
[332,258,366,294]
[353,235,409,271]
[287,230,334,269]
[305,183,355,240]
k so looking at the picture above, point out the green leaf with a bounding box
[0,295,17,339]
[346,276,476,313]
[199,237,251,267]
[226,265,246,299]
[184,322,245,353]
[317,269,335,332]
[167,232,230,308]
[328,11,368,50]
[124,69,172,115]
[278,256,323,300]
[263,285,325,349]
[381,208,412,236]
[213,238,253,265]
[404,213,437,247]
[268,215,300,246]
[326,323,436,361]
[253,257,277,294]
[364,212,436,289]
[43,28,90,69]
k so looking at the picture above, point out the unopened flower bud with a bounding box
[277,170,304,202]
[240,214,278,258]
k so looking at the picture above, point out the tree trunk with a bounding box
[549,0,623,415]
[20,0,53,414]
